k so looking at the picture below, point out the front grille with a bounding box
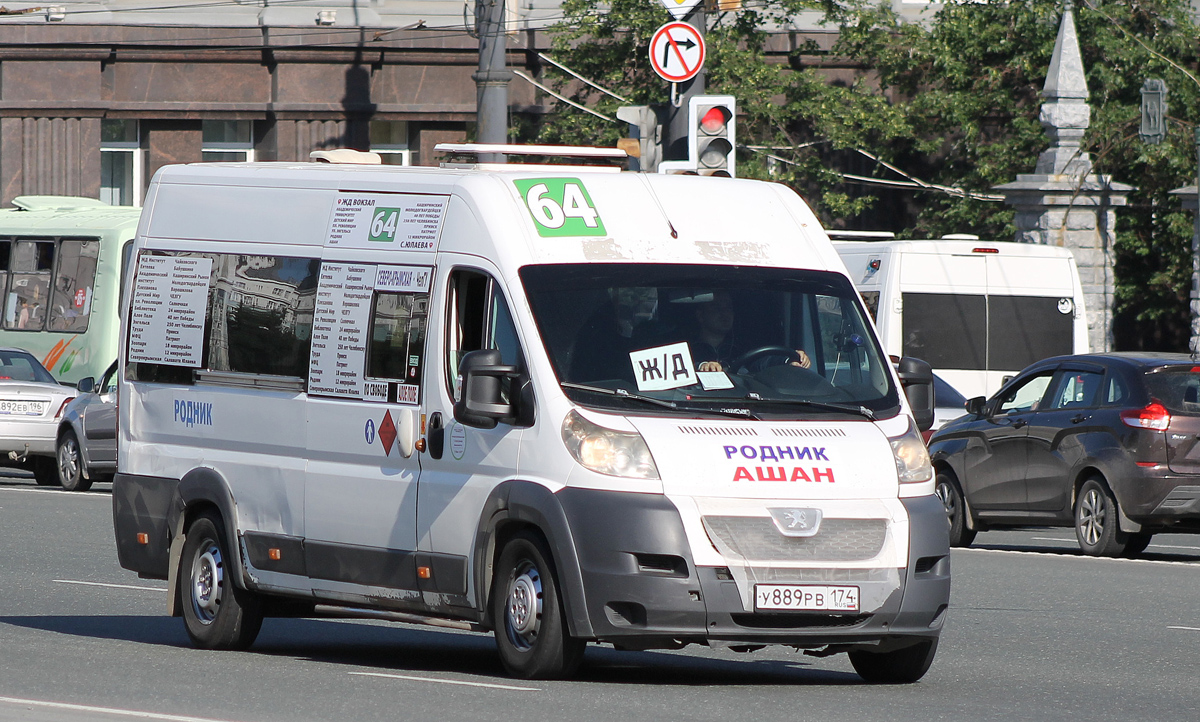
[730,613,870,629]
[702,516,887,563]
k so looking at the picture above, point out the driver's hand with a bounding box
[790,350,812,369]
[698,361,724,372]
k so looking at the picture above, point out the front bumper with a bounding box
[557,488,950,649]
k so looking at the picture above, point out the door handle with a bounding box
[1071,413,1090,424]
[427,412,445,460]
[1010,418,1027,429]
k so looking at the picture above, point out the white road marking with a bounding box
[0,486,106,497]
[349,671,539,691]
[1167,626,1200,632]
[956,547,1200,567]
[54,579,166,593]
[1022,537,1199,552]
[0,696,241,722]
[1031,537,1074,543]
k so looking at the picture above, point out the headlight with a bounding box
[889,420,932,484]
[561,410,659,480]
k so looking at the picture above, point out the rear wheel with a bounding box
[1074,478,1129,557]
[31,456,58,487]
[180,512,263,650]
[935,472,975,547]
[849,638,938,684]
[56,430,92,492]
[492,531,585,680]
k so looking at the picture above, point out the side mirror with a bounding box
[76,377,96,394]
[965,396,986,416]
[897,356,934,432]
[453,349,521,429]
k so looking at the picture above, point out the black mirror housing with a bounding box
[965,396,986,416]
[453,349,521,429]
[76,376,96,394]
[897,356,934,432]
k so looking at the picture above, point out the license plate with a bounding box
[0,399,44,416]
[754,584,860,612]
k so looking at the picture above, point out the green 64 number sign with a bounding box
[514,178,607,237]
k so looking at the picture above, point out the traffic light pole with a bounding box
[663,7,705,163]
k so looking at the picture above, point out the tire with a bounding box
[849,638,939,684]
[1122,532,1153,558]
[1074,478,1129,557]
[56,430,92,492]
[492,531,585,680]
[935,472,976,547]
[31,456,58,487]
[180,512,263,650]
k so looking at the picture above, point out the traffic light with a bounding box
[688,95,736,177]
[616,105,664,172]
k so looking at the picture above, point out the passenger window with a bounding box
[3,240,54,330]
[48,240,100,333]
[996,372,1053,415]
[446,269,523,399]
[367,292,429,386]
[1046,370,1102,410]
[1105,375,1128,405]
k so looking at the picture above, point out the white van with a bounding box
[835,238,1088,400]
[112,148,949,683]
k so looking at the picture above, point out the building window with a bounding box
[370,121,412,166]
[100,120,142,207]
[202,120,255,162]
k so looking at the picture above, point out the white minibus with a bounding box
[113,147,949,683]
[835,237,1089,400]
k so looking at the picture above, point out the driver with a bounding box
[689,291,812,372]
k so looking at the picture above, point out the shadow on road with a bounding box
[0,613,861,685]
[967,543,1200,563]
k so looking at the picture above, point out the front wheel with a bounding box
[180,512,263,650]
[849,638,938,684]
[492,531,585,680]
[934,472,975,547]
[1074,478,1128,557]
[56,430,92,492]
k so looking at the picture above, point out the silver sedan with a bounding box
[0,348,76,485]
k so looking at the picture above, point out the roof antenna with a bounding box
[637,174,678,238]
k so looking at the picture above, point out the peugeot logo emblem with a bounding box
[768,507,822,538]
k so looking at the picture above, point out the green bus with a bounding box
[0,196,140,385]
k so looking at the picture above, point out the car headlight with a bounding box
[561,410,659,480]
[889,420,932,484]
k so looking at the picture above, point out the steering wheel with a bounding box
[728,346,802,373]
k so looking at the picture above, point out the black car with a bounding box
[929,352,1200,557]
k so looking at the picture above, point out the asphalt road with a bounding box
[2,473,1198,722]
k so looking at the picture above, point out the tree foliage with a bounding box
[533,0,1200,350]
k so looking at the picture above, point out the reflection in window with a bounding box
[4,241,55,330]
[206,254,318,377]
[48,241,99,333]
[202,120,255,162]
[368,293,428,386]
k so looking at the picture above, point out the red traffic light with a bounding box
[699,106,732,134]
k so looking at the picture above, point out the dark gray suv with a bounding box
[929,352,1200,557]
[55,360,117,491]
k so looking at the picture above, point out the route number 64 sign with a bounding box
[513,178,607,237]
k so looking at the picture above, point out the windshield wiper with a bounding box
[561,382,759,419]
[742,392,876,420]
[561,382,678,410]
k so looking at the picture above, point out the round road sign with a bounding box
[649,22,705,83]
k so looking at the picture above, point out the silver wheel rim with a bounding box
[935,480,956,522]
[190,541,224,625]
[503,560,543,651]
[1078,488,1106,546]
[58,437,79,485]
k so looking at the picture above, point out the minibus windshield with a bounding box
[520,264,901,419]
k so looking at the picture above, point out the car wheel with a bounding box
[180,512,263,650]
[492,531,585,680]
[1074,478,1129,557]
[1122,532,1153,558]
[31,456,58,487]
[849,637,938,684]
[934,472,975,547]
[56,430,92,492]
